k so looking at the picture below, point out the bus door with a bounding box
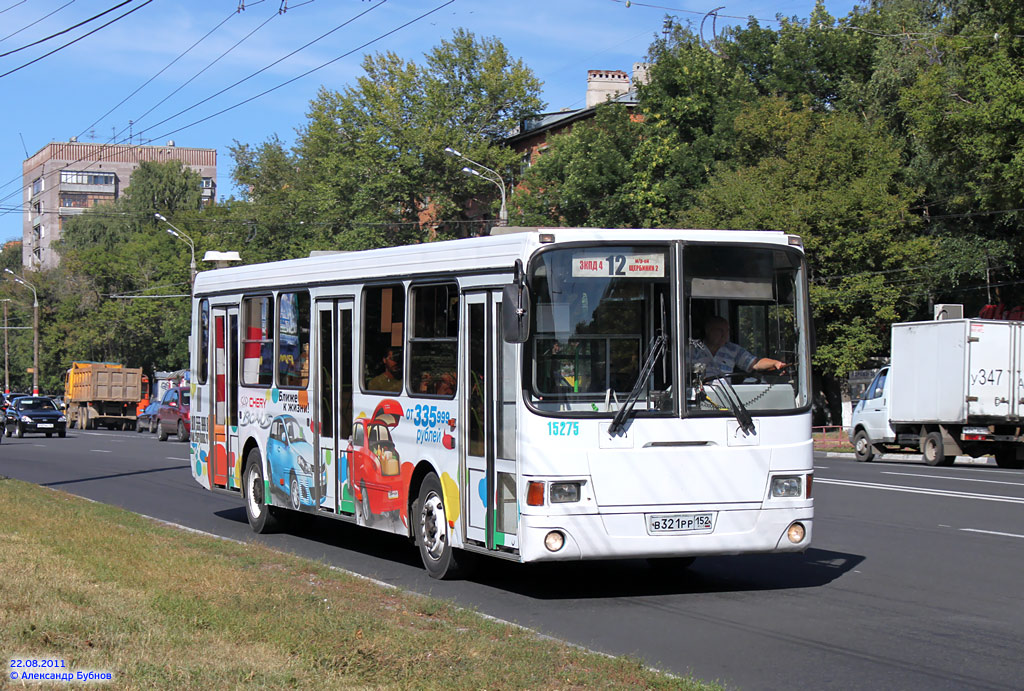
[315,298,355,515]
[463,290,519,553]
[210,305,240,489]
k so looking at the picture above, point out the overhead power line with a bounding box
[96,2,287,148]
[0,0,77,44]
[0,0,136,57]
[0,0,153,79]
[149,0,455,143]
[76,5,243,143]
[0,1,28,15]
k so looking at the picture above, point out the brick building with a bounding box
[22,140,216,270]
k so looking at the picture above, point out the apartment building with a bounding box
[22,140,216,270]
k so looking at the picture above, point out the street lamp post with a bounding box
[4,269,39,395]
[154,213,197,289]
[444,147,508,225]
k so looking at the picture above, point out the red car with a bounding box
[347,399,404,523]
[156,386,190,442]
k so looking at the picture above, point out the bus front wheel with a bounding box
[414,472,462,580]
[244,449,279,534]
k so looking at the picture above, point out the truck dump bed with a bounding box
[891,319,1022,424]
[67,363,142,403]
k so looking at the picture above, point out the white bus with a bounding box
[189,227,813,578]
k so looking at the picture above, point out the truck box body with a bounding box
[890,319,1020,425]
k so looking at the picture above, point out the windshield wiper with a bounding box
[608,332,666,436]
[704,374,755,436]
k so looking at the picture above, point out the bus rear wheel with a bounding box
[245,449,279,533]
[414,472,462,580]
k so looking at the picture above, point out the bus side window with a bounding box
[277,291,310,389]
[242,296,274,387]
[363,284,405,393]
[409,283,458,397]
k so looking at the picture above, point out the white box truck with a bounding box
[849,318,1024,468]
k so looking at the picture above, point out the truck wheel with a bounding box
[994,449,1024,469]
[244,449,279,533]
[136,421,144,433]
[922,430,955,466]
[853,429,875,462]
[177,421,189,442]
[157,422,168,442]
[414,472,463,579]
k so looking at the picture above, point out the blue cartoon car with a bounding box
[266,414,324,510]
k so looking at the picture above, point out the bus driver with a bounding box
[692,316,787,378]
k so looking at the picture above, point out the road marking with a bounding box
[883,471,1024,487]
[815,477,1024,504]
[90,449,112,453]
[167,457,188,462]
[959,528,1024,540]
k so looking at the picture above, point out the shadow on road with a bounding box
[42,464,186,487]
[214,505,862,596]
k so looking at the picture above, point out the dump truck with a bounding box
[64,362,144,430]
[849,317,1024,468]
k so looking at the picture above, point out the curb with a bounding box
[818,451,995,466]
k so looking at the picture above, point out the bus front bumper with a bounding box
[517,506,813,563]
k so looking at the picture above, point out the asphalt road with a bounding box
[2,429,1023,690]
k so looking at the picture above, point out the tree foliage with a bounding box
[27,9,1024,398]
[231,29,543,255]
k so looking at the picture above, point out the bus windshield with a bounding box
[527,245,673,414]
[683,244,808,416]
[526,242,809,418]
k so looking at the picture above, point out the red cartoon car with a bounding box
[348,399,404,524]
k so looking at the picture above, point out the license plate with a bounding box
[647,512,715,534]
[37,423,54,428]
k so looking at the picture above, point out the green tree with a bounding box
[683,98,930,418]
[512,105,644,227]
[52,160,206,381]
[233,29,543,255]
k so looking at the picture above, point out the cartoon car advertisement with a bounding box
[348,399,405,525]
[267,413,325,510]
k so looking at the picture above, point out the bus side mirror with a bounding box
[501,259,530,344]
[502,283,530,343]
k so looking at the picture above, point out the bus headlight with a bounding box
[771,476,803,498]
[549,482,581,503]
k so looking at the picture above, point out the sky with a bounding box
[0,0,861,243]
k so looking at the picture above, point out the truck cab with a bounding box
[849,366,895,461]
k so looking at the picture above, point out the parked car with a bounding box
[136,401,161,434]
[4,396,67,438]
[155,386,190,442]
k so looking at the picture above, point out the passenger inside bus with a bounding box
[367,349,402,392]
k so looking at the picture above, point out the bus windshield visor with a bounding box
[684,244,809,415]
[527,246,673,415]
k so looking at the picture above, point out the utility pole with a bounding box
[2,299,9,394]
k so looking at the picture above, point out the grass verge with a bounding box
[0,477,717,690]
